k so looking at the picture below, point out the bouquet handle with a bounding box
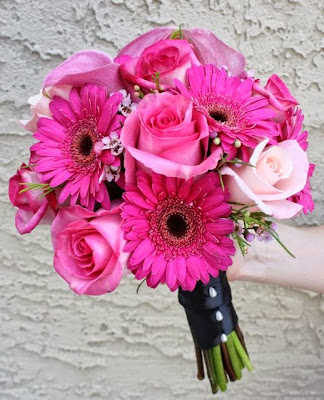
[179,272,253,394]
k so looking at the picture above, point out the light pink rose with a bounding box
[51,204,127,296]
[117,27,245,98]
[21,49,125,133]
[221,139,309,219]
[253,74,298,123]
[20,86,71,133]
[121,92,222,184]
[8,164,56,234]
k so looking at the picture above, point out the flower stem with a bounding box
[235,325,248,355]
[212,345,227,392]
[217,170,225,191]
[221,342,236,382]
[226,334,242,380]
[232,331,253,372]
[194,344,205,381]
[203,350,218,394]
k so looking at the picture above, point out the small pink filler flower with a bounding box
[32,83,125,210]
[121,171,235,291]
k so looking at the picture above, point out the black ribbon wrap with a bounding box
[178,271,238,350]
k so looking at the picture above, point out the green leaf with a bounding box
[170,24,184,40]
[21,164,37,169]
[264,225,295,258]
[19,182,58,198]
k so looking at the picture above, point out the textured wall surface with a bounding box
[1,0,324,399]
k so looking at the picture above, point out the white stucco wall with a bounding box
[1,1,323,399]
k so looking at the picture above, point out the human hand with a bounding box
[227,223,324,294]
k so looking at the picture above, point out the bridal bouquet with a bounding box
[9,27,315,394]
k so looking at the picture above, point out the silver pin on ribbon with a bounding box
[216,311,223,321]
[221,333,228,343]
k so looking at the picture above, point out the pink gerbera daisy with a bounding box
[275,107,314,214]
[121,171,235,291]
[32,84,125,210]
[288,163,315,214]
[275,108,309,151]
[175,65,277,161]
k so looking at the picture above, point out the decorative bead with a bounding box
[209,287,217,298]
[216,311,223,321]
[234,139,241,148]
[221,334,228,343]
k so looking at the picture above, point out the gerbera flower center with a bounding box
[166,212,189,238]
[149,197,206,259]
[79,135,93,156]
[121,171,236,291]
[68,120,99,167]
[210,110,228,124]
[198,93,244,128]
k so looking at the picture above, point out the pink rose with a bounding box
[21,50,125,133]
[8,164,56,234]
[118,27,245,74]
[118,39,200,93]
[51,204,127,295]
[253,74,298,122]
[117,27,245,97]
[121,92,222,184]
[221,139,309,219]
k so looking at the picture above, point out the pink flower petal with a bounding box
[166,259,178,289]
[174,256,187,283]
[44,50,124,93]
[129,238,154,265]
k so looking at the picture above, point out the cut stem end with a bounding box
[194,326,252,394]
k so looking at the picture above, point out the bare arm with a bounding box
[227,224,324,294]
